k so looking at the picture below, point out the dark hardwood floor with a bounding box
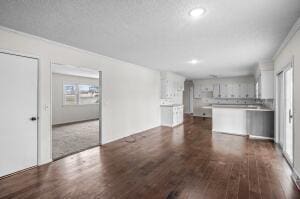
[0,115,299,199]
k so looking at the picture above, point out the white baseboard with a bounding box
[249,135,274,140]
[213,132,274,140]
[212,131,248,137]
[193,115,212,118]
[38,158,52,166]
[292,169,300,190]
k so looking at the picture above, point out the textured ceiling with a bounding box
[0,0,299,79]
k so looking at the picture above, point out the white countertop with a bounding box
[160,104,184,107]
[201,104,273,112]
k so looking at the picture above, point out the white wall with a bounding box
[0,26,161,165]
[52,73,99,125]
[273,19,300,175]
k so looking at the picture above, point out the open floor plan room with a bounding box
[0,0,300,198]
[1,116,299,198]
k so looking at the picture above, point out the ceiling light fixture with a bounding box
[188,59,200,64]
[189,8,206,18]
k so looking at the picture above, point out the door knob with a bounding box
[30,117,37,121]
[289,109,293,123]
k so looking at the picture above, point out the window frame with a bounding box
[62,82,99,106]
[78,84,99,105]
[62,83,78,106]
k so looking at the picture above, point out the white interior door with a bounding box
[0,52,38,177]
[284,67,293,163]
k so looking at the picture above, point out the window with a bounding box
[63,84,77,105]
[63,84,99,105]
[78,84,99,104]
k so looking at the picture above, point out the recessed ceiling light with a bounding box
[188,59,200,64]
[189,8,206,18]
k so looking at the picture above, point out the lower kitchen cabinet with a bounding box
[161,105,184,127]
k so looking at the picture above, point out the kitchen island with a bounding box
[211,104,274,138]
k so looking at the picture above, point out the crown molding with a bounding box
[273,17,300,60]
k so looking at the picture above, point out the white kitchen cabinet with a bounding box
[220,84,229,98]
[247,83,255,98]
[238,84,247,98]
[213,84,220,98]
[177,80,184,91]
[228,84,239,98]
[161,105,184,127]
[256,70,274,99]
[201,84,213,92]
[193,76,256,99]
[160,72,185,99]
[160,79,172,98]
[193,83,213,98]
[218,83,255,99]
[194,84,202,98]
[237,83,255,99]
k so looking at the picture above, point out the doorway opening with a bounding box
[183,80,194,114]
[277,63,294,165]
[51,63,101,160]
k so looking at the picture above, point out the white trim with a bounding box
[0,48,39,60]
[293,169,300,180]
[50,62,103,160]
[292,169,300,190]
[273,17,300,60]
[212,131,248,137]
[50,61,53,162]
[275,63,295,167]
[249,135,274,140]
[193,115,212,118]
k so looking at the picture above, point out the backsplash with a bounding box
[161,92,183,105]
[195,98,259,105]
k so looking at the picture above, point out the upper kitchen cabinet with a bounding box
[160,72,185,99]
[220,84,229,98]
[201,84,213,92]
[213,84,220,98]
[194,83,202,98]
[247,83,255,98]
[193,80,214,98]
[238,83,255,98]
[238,84,248,98]
[229,84,239,98]
[160,79,172,98]
[193,76,256,99]
[256,70,274,99]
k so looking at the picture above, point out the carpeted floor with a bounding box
[52,120,99,159]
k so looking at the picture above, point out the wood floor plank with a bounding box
[225,162,241,199]
[0,115,299,199]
